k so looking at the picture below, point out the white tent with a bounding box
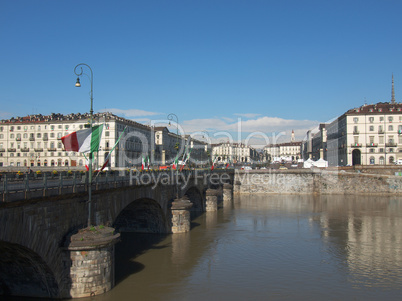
[303,159,314,168]
[313,158,328,168]
[303,158,328,168]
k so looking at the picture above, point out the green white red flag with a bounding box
[61,125,103,153]
[211,156,217,171]
[97,126,127,175]
[172,155,179,170]
[141,155,145,171]
[180,147,192,171]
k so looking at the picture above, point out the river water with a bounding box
[75,194,402,301]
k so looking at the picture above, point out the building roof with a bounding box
[265,141,302,147]
[0,112,151,130]
[345,102,402,116]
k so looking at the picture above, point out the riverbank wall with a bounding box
[234,169,402,195]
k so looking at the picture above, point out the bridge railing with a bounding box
[1,169,231,203]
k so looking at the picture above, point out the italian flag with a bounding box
[147,155,150,170]
[172,155,178,170]
[61,125,103,153]
[141,156,145,171]
[83,154,89,171]
[180,148,192,171]
[97,126,127,174]
[211,156,217,171]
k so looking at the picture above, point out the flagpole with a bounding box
[75,63,94,227]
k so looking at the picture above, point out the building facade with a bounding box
[303,76,401,166]
[212,143,259,164]
[325,102,402,166]
[264,131,302,162]
[0,112,205,169]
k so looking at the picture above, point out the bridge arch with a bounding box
[0,241,59,298]
[113,198,170,233]
[183,186,204,212]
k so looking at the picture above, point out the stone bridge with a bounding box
[0,169,234,299]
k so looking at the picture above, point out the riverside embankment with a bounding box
[234,168,402,195]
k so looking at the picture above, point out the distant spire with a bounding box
[391,74,396,104]
[291,130,295,142]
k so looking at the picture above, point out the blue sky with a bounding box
[1,0,401,145]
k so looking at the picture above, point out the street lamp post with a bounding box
[168,113,179,198]
[202,131,210,168]
[168,113,179,152]
[74,63,94,227]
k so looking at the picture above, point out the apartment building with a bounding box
[0,112,197,168]
[212,142,259,164]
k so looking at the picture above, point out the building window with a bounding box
[369,117,374,123]
[353,117,359,123]
[389,116,393,123]
[389,125,394,131]
[37,133,41,138]
[105,131,110,137]
[369,148,375,153]
[369,126,374,131]
[380,117,384,121]
[389,156,395,164]
[50,133,55,138]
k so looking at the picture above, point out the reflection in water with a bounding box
[317,195,402,289]
[64,195,402,301]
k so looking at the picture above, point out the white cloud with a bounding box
[235,116,318,133]
[122,114,321,149]
[100,108,161,117]
[181,115,317,134]
[234,113,262,118]
[181,118,231,132]
[221,116,235,122]
[0,111,12,119]
[173,115,321,148]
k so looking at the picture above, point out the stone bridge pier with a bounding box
[0,170,234,299]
